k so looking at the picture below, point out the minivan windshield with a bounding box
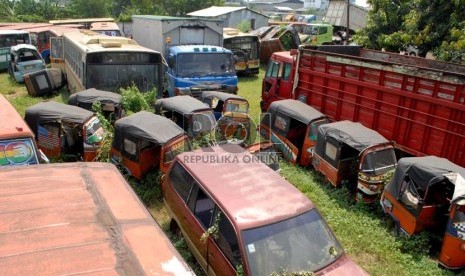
[242,209,342,275]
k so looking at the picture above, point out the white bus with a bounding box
[50,29,163,94]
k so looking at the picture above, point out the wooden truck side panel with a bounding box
[294,48,465,166]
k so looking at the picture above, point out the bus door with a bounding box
[50,36,64,69]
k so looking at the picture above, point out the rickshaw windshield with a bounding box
[164,138,191,164]
[452,204,465,240]
[225,100,249,114]
[242,210,342,275]
[85,117,103,144]
[361,148,396,176]
[191,112,216,134]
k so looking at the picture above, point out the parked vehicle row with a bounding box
[259,44,465,269]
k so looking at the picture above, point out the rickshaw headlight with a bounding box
[461,243,465,252]
[369,185,378,192]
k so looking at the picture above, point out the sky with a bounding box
[355,0,369,7]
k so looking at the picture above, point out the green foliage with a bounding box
[356,0,465,60]
[119,84,155,115]
[237,20,251,33]
[126,170,162,206]
[68,0,111,18]
[200,211,221,243]
[92,102,114,162]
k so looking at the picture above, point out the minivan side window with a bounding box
[193,187,215,228]
[215,210,241,268]
[169,162,194,203]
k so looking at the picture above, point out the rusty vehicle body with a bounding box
[312,120,397,202]
[0,162,194,275]
[381,156,465,269]
[110,111,191,180]
[68,88,123,121]
[162,144,368,275]
[155,95,216,139]
[0,94,41,167]
[259,99,329,167]
[24,101,104,162]
[249,25,300,64]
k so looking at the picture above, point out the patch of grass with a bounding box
[0,73,69,116]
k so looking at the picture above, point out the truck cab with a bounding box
[261,51,296,111]
[164,45,238,98]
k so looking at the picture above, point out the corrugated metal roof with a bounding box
[187,6,246,17]
[132,15,222,22]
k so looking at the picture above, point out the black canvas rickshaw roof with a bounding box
[201,91,247,103]
[317,120,389,151]
[154,96,211,115]
[68,88,122,106]
[114,111,185,146]
[24,101,94,136]
[268,99,326,125]
[385,156,465,199]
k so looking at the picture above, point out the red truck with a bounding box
[261,45,465,166]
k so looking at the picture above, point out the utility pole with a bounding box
[345,0,350,44]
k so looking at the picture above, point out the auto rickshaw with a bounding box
[68,88,123,121]
[24,101,104,161]
[155,96,216,139]
[380,156,465,269]
[259,99,329,167]
[110,111,191,180]
[312,120,397,203]
[200,91,253,145]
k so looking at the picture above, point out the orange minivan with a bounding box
[162,144,368,275]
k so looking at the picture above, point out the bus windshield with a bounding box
[177,53,235,77]
[225,37,259,60]
[0,33,30,47]
[86,52,161,92]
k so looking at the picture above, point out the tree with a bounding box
[354,0,465,63]
[69,0,111,18]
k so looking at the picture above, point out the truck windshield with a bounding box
[177,53,235,77]
[242,209,342,275]
[361,148,397,176]
[0,138,39,166]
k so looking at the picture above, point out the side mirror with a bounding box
[38,149,50,164]
[306,147,314,156]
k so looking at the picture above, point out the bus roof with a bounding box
[90,22,120,31]
[0,95,34,140]
[0,30,29,35]
[62,30,161,54]
[0,23,52,31]
[23,26,81,36]
[223,27,259,39]
[176,144,314,230]
[0,162,194,275]
[49,17,114,25]
[169,45,232,55]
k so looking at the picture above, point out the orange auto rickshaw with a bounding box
[24,101,104,161]
[381,156,465,269]
[110,111,191,180]
[68,88,123,121]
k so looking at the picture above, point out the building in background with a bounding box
[187,6,270,30]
